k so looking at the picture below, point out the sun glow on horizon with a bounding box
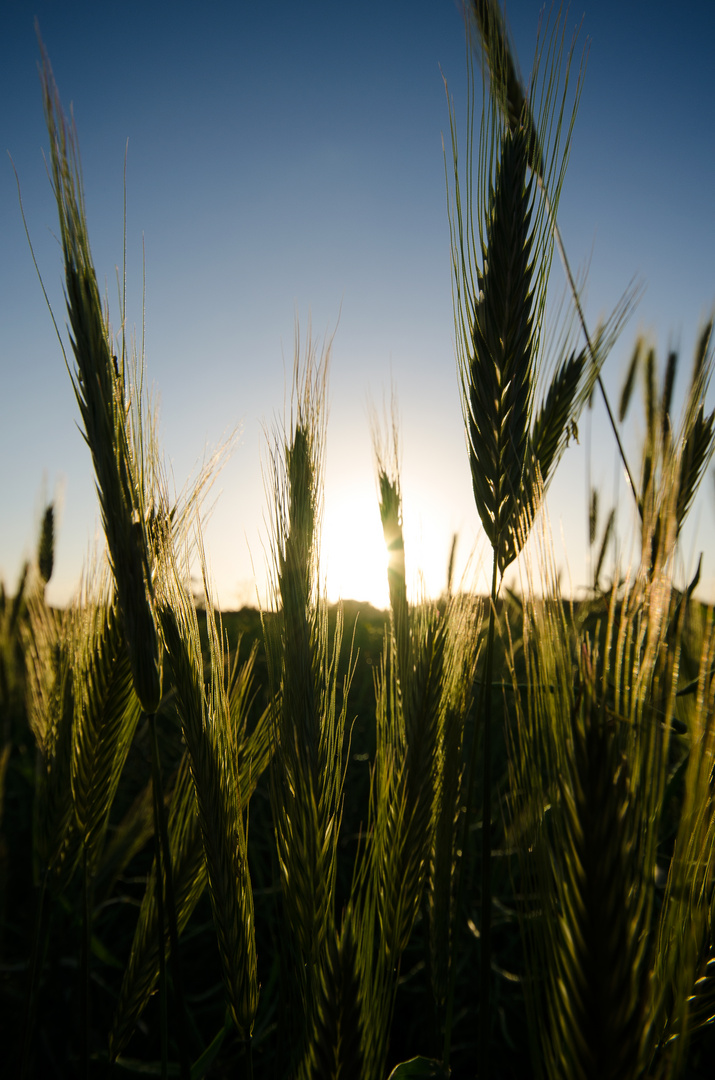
[321,490,390,609]
[321,482,473,609]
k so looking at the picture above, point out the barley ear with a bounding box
[589,488,598,546]
[508,519,701,1079]
[160,558,258,1042]
[549,660,645,1079]
[502,292,636,572]
[109,753,206,1060]
[464,2,645,520]
[463,124,535,560]
[23,599,76,887]
[660,349,678,443]
[593,508,615,593]
[265,332,352,1064]
[499,348,586,571]
[372,405,408,689]
[446,16,581,571]
[372,416,448,955]
[674,321,715,535]
[646,609,715,1073]
[619,339,641,422]
[37,503,54,587]
[304,913,365,1080]
[111,657,270,1059]
[40,48,162,714]
[70,589,141,872]
[95,778,154,903]
[357,450,451,1074]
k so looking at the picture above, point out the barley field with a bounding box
[2,3,715,1078]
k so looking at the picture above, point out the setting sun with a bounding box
[321,477,465,609]
[321,488,390,608]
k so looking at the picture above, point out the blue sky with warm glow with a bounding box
[2,1,714,609]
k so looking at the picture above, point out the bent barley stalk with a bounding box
[39,48,221,1077]
[40,52,162,717]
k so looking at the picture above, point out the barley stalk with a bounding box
[111,648,271,1058]
[444,11,618,1069]
[24,597,75,887]
[264,333,356,1073]
[508,465,715,1079]
[20,596,74,1080]
[427,595,481,1011]
[110,753,204,1060]
[351,419,454,1077]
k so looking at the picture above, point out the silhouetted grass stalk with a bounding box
[445,6,615,1072]
[478,553,497,1072]
[149,719,169,1080]
[81,846,92,1080]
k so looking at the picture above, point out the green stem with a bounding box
[150,734,168,1080]
[478,551,499,1080]
[442,548,499,1071]
[20,872,51,1079]
[148,712,192,1080]
[81,846,92,1080]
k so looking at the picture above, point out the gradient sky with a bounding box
[2,0,714,610]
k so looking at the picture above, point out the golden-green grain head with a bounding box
[305,915,365,1080]
[70,588,141,872]
[109,754,206,1061]
[160,556,259,1041]
[23,596,76,884]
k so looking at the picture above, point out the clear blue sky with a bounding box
[2,1,714,609]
